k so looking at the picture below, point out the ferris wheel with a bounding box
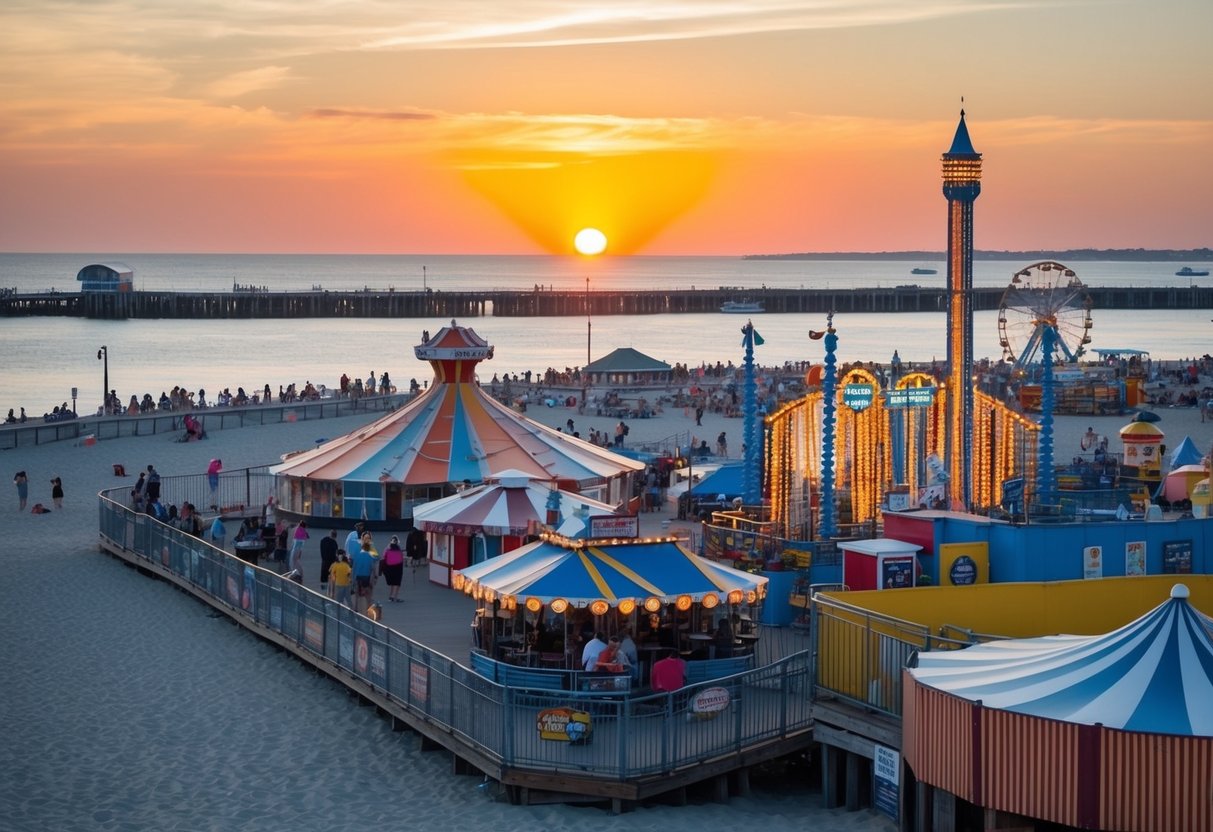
[997,261,1092,373]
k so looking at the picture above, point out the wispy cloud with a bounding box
[205,66,293,99]
[309,108,436,121]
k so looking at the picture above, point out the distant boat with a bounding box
[910,267,938,275]
[1176,266,1209,277]
[721,300,764,314]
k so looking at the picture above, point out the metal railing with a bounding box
[99,490,813,781]
[810,592,971,718]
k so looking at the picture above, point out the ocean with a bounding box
[2,253,1210,417]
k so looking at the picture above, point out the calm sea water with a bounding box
[1,253,1209,417]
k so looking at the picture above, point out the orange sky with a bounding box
[1,1,1210,255]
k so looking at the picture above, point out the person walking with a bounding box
[380,536,405,602]
[352,537,380,613]
[288,521,309,581]
[209,516,226,550]
[130,471,146,511]
[50,476,64,509]
[319,530,339,595]
[14,471,28,510]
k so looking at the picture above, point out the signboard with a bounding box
[242,566,256,611]
[589,514,640,539]
[368,641,388,689]
[409,662,429,703]
[949,555,978,586]
[338,630,353,670]
[354,634,370,675]
[414,345,494,361]
[689,686,731,721]
[1083,545,1103,580]
[881,556,915,589]
[873,744,900,822]
[1163,540,1193,574]
[842,383,875,412]
[1001,478,1024,514]
[303,614,325,653]
[886,387,935,408]
[537,707,592,743]
[1125,541,1146,576]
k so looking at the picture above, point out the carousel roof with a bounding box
[271,322,644,487]
[909,584,1213,735]
[412,470,618,537]
[455,536,769,608]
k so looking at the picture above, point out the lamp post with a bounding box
[97,346,108,416]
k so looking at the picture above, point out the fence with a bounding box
[0,393,409,451]
[98,489,814,786]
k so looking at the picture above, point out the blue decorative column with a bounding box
[1035,325,1058,503]
[819,314,839,540]
[742,321,761,505]
[889,350,906,485]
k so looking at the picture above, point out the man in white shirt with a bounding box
[581,631,607,671]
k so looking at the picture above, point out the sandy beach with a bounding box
[3,392,1210,831]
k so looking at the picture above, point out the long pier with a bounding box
[3,284,1212,319]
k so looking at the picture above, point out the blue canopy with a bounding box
[1171,436,1205,468]
[910,584,1213,735]
[690,464,745,498]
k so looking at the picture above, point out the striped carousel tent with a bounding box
[271,322,643,523]
[904,584,1213,831]
[909,583,1213,734]
[454,535,769,610]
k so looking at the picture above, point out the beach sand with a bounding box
[3,397,1210,831]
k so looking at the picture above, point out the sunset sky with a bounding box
[2,0,1210,256]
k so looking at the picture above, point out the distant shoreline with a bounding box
[743,248,1213,262]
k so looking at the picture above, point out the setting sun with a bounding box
[574,227,608,256]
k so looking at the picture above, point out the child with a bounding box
[330,551,353,607]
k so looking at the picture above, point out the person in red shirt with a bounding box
[651,649,686,693]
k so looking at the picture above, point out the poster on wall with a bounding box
[1162,540,1193,574]
[1083,546,1103,580]
[881,557,915,589]
[873,744,900,822]
[1125,541,1146,576]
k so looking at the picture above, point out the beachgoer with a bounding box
[145,465,161,502]
[581,631,608,671]
[619,630,640,680]
[352,537,380,613]
[716,431,728,456]
[206,459,222,507]
[595,637,628,673]
[1081,426,1097,451]
[694,405,703,426]
[210,516,226,550]
[319,530,338,594]
[330,551,353,605]
[405,527,427,570]
[380,536,405,602]
[50,476,63,509]
[651,650,687,693]
[344,522,366,560]
[713,616,734,658]
[14,470,28,510]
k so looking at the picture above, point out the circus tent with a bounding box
[909,583,1213,734]
[271,322,643,524]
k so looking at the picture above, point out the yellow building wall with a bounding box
[818,574,1213,639]
[938,542,988,586]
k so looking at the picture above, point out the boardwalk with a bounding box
[5,284,1212,319]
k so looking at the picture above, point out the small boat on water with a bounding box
[1176,266,1210,277]
[910,267,938,275]
[721,300,764,314]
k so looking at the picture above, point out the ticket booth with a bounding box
[840,538,922,590]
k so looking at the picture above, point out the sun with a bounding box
[574,227,607,256]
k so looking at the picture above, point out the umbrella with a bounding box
[1132,410,1161,423]
[1163,464,1209,502]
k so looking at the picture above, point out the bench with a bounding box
[685,655,753,685]
[471,651,566,690]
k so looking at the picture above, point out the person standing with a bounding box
[50,476,64,509]
[329,551,352,605]
[619,629,640,681]
[344,522,365,562]
[206,459,222,509]
[145,465,161,503]
[352,537,379,613]
[14,471,28,510]
[130,471,146,511]
[380,536,405,602]
[581,631,607,671]
[651,649,687,693]
[319,530,339,595]
[209,516,226,550]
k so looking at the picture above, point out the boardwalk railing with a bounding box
[810,592,972,718]
[0,393,409,450]
[98,490,813,786]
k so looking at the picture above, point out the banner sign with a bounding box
[1125,541,1146,576]
[1163,540,1193,574]
[537,707,592,743]
[1083,546,1103,580]
[589,514,639,539]
[689,686,731,721]
[886,387,935,408]
[410,662,429,703]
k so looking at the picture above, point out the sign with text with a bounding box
[1083,546,1103,580]
[874,744,900,821]
[589,514,640,539]
[537,708,592,743]
[1125,541,1146,576]
[689,686,731,721]
[1163,539,1193,574]
[409,662,429,703]
[842,383,875,412]
[886,387,936,408]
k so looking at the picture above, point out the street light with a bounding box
[97,346,108,415]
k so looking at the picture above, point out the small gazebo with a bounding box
[582,347,672,387]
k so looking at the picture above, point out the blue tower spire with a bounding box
[819,314,839,540]
[742,321,762,505]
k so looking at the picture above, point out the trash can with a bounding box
[235,540,263,565]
